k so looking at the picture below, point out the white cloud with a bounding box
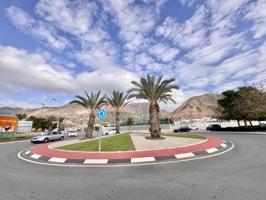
[186,32,245,64]
[245,0,266,38]
[102,0,162,51]
[0,45,139,96]
[149,43,180,63]
[0,45,74,92]
[208,0,249,25]
[156,6,207,48]
[214,80,245,93]
[75,68,139,94]
[6,6,69,50]
[36,0,96,35]
[0,99,40,108]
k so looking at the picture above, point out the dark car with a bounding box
[174,126,191,133]
[206,124,221,131]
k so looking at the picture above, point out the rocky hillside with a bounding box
[0,107,30,116]
[0,103,169,127]
[0,93,224,126]
[27,103,153,127]
[171,94,223,120]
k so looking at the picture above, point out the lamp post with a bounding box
[40,103,45,118]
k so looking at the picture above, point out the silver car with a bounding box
[31,131,64,143]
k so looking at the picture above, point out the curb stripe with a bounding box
[49,157,66,163]
[206,148,218,153]
[131,157,155,163]
[221,143,227,148]
[20,139,233,166]
[175,152,195,159]
[31,154,41,159]
[84,159,108,164]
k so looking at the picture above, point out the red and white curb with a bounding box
[18,140,234,167]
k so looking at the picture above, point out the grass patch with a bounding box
[0,133,32,143]
[161,133,206,140]
[58,133,135,152]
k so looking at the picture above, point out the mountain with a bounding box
[0,107,29,116]
[0,93,224,126]
[171,94,223,120]
[31,103,150,126]
[0,103,168,127]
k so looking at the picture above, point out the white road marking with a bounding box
[17,141,235,168]
[175,152,195,159]
[131,157,155,163]
[49,157,66,163]
[30,154,41,159]
[25,151,31,155]
[84,159,108,164]
[221,143,227,148]
[206,148,218,153]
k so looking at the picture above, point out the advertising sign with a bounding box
[0,116,18,132]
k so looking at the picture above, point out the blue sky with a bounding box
[0,0,265,111]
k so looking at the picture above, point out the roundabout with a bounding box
[18,134,233,167]
[1,132,266,200]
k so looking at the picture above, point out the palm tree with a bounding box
[70,91,106,138]
[105,91,129,134]
[128,75,179,138]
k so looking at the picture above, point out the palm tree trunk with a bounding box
[149,102,160,138]
[115,110,120,134]
[155,102,161,137]
[86,113,95,138]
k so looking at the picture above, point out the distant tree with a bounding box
[218,86,266,127]
[234,87,266,126]
[217,90,242,126]
[27,116,46,130]
[160,118,173,124]
[105,91,129,134]
[70,91,106,138]
[126,118,134,133]
[58,117,64,131]
[16,113,27,120]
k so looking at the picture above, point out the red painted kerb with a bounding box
[30,136,223,160]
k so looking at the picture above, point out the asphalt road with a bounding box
[0,132,265,200]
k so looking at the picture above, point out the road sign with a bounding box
[97,108,106,120]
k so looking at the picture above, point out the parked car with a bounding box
[68,131,78,137]
[206,124,221,131]
[189,125,198,130]
[174,126,191,133]
[103,128,116,136]
[31,131,64,143]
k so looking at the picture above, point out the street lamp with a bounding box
[40,103,45,118]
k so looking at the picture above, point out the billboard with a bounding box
[0,116,18,132]
[17,121,33,133]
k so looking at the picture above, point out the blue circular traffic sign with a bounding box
[97,108,106,120]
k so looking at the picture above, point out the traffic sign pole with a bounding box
[96,108,107,152]
[98,126,101,152]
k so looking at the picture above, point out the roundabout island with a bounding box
[18,133,233,167]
